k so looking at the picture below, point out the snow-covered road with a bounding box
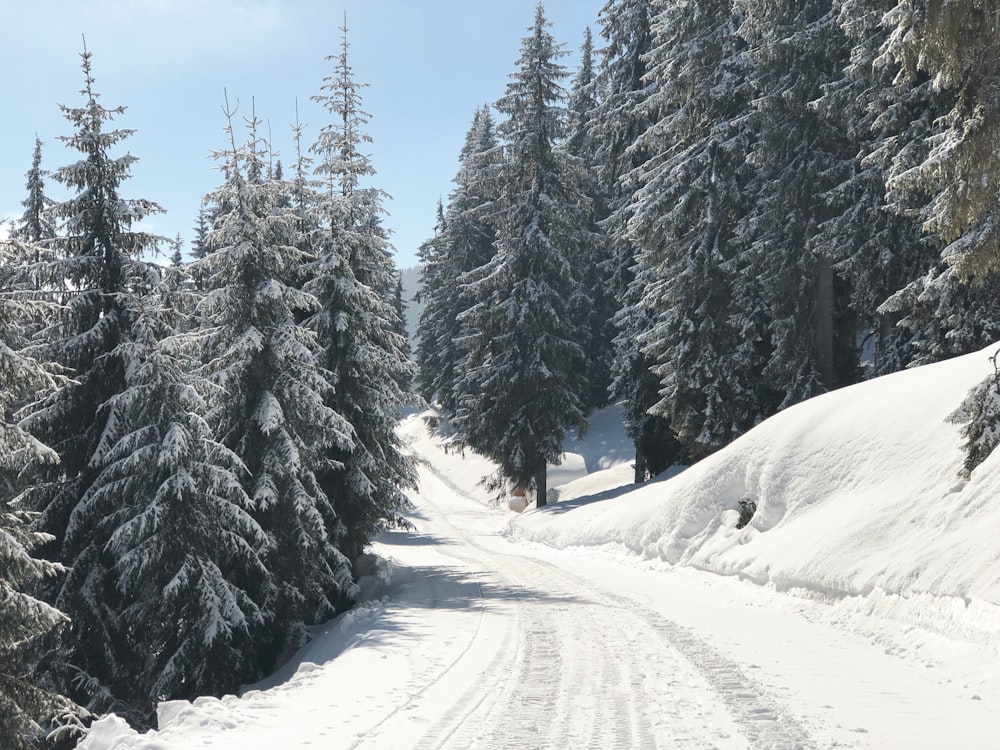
[387,459,808,749]
[359,454,999,750]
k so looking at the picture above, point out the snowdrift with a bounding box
[506,344,1000,646]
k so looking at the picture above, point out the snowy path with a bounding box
[348,448,1000,750]
[384,463,810,750]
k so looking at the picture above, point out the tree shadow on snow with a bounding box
[541,464,687,516]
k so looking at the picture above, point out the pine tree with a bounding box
[624,0,750,461]
[592,0,675,480]
[415,106,500,413]
[67,261,270,725]
[17,46,164,716]
[193,107,356,667]
[11,138,57,247]
[0,240,77,750]
[455,4,591,506]
[882,0,1000,473]
[813,0,944,375]
[729,0,855,414]
[414,200,449,404]
[306,20,416,571]
[883,0,1000,282]
[564,27,615,410]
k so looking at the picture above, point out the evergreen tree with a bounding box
[814,0,944,375]
[883,0,1000,282]
[880,266,1000,370]
[306,21,416,572]
[414,200,449,404]
[564,27,615,410]
[0,241,76,750]
[415,106,500,413]
[193,108,354,667]
[11,138,57,247]
[593,0,675,480]
[882,0,1000,472]
[455,4,591,506]
[729,0,855,414]
[70,263,268,725]
[625,0,750,461]
[17,47,163,715]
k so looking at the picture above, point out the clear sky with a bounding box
[1,0,606,269]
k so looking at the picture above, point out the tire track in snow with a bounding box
[409,578,521,750]
[406,465,660,748]
[521,552,816,749]
[408,451,811,748]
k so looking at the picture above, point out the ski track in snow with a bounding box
[379,455,815,750]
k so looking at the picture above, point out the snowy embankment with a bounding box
[495,342,1000,656]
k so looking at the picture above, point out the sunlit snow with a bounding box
[79,343,1000,749]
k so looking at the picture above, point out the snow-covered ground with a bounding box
[80,344,1000,749]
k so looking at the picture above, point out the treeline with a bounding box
[0,27,413,747]
[415,0,1000,498]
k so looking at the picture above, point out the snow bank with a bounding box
[509,345,1000,647]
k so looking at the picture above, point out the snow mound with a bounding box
[510,344,1000,645]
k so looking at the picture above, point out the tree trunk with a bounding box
[634,443,648,484]
[535,460,547,508]
[815,252,835,387]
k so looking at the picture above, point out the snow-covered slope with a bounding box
[506,343,1000,654]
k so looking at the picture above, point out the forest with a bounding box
[3,0,1000,748]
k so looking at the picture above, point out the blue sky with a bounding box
[1,0,606,269]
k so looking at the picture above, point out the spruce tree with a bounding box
[813,0,944,375]
[455,4,591,506]
[593,0,675,480]
[17,47,164,716]
[882,0,1000,472]
[729,0,855,413]
[193,108,354,668]
[73,264,269,724]
[415,106,500,414]
[563,27,615,410]
[11,138,57,248]
[306,21,416,572]
[0,241,76,750]
[625,0,750,461]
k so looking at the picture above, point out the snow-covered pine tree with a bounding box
[414,201,448,404]
[8,139,58,310]
[307,20,417,571]
[563,27,615,410]
[729,0,855,414]
[455,3,591,506]
[11,138,57,248]
[881,0,1000,472]
[16,47,164,715]
[812,0,945,376]
[392,273,412,392]
[193,107,355,668]
[68,261,270,725]
[593,0,677,480]
[883,0,1000,283]
[0,240,77,750]
[624,0,751,461]
[415,106,501,414]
